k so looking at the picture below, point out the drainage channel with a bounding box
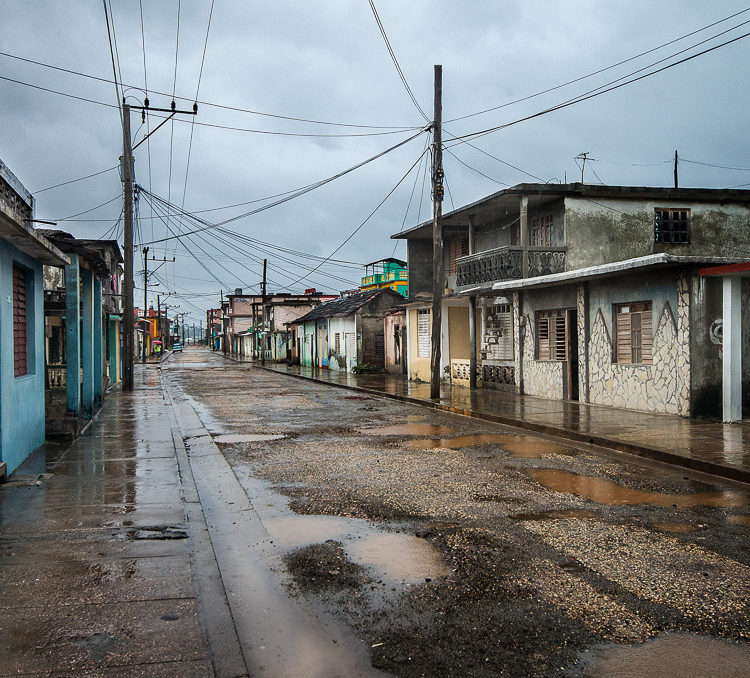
[165,379,391,678]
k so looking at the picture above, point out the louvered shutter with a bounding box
[13,264,27,377]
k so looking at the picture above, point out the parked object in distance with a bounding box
[172,342,183,352]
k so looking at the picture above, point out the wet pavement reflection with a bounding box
[259,362,750,480]
[528,468,749,508]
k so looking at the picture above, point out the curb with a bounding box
[243,360,750,487]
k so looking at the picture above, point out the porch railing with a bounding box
[455,246,566,287]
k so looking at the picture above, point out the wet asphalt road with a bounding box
[162,347,750,677]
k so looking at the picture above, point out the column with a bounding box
[519,196,529,278]
[469,296,477,388]
[722,276,742,422]
[65,254,81,416]
[81,267,94,418]
[93,279,103,407]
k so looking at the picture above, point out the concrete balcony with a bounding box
[456,246,566,287]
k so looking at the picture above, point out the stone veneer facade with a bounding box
[519,310,564,400]
[587,275,691,415]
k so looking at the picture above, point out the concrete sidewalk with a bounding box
[224,356,750,485]
[0,365,245,677]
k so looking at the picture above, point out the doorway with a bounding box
[565,308,579,400]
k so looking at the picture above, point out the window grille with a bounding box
[530,214,553,247]
[447,237,469,275]
[13,264,27,377]
[654,208,690,244]
[417,309,431,357]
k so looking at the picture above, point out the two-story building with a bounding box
[360,258,408,297]
[393,183,750,420]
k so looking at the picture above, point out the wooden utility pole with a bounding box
[261,258,267,365]
[430,65,444,399]
[122,103,134,390]
[674,150,679,189]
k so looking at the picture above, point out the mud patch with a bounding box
[726,514,750,527]
[284,540,369,592]
[650,522,696,533]
[512,509,598,521]
[576,632,750,677]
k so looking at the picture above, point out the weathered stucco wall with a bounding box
[384,311,406,374]
[407,239,432,297]
[564,197,750,271]
[327,316,355,372]
[519,311,564,400]
[448,306,469,361]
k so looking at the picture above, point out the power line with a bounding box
[284,146,429,289]
[137,127,428,245]
[101,0,122,123]
[0,50,416,130]
[32,165,118,193]
[368,0,430,122]
[446,7,750,123]
[53,194,121,221]
[448,29,750,147]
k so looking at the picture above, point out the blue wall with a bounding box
[0,239,46,474]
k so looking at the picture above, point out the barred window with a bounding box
[654,208,690,244]
[530,214,553,247]
[536,309,566,361]
[615,302,652,364]
[334,332,341,354]
[417,309,431,358]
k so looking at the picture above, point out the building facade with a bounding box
[394,183,750,419]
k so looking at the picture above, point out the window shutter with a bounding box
[13,264,27,377]
[616,309,631,363]
[537,316,550,360]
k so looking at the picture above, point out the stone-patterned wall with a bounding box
[576,283,588,402]
[520,312,564,399]
[588,298,690,415]
[676,271,691,415]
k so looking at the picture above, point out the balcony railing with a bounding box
[455,246,566,287]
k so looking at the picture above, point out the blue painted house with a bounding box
[0,158,69,477]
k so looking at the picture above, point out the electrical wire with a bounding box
[32,165,118,193]
[368,0,429,122]
[447,29,750,147]
[284,145,429,289]
[446,6,750,123]
[137,127,428,245]
[101,0,122,123]
[54,194,121,221]
[0,50,417,130]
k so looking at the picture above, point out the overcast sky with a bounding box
[2,1,749,323]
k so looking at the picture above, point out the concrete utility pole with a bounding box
[142,246,149,363]
[261,258,267,366]
[122,103,134,390]
[430,65,444,400]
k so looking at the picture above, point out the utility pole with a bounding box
[157,294,162,353]
[576,152,590,183]
[261,258,267,365]
[199,319,203,346]
[430,65,444,400]
[122,103,134,390]
[142,246,149,363]
[674,150,679,189]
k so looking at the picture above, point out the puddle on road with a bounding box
[213,433,286,444]
[362,423,458,436]
[578,632,750,677]
[650,522,697,533]
[242,475,446,585]
[406,433,578,457]
[726,514,750,527]
[528,469,749,508]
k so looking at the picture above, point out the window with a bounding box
[13,264,28,377]
[536,309,566,361]
[417,309,431,358]
[615,302,652,364]
[483,303,513,360]
[448,237,469,275]
[334,332,341,354]
[654,208,690,244]
[530,214,553,247]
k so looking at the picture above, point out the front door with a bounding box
[317,322,328,367]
